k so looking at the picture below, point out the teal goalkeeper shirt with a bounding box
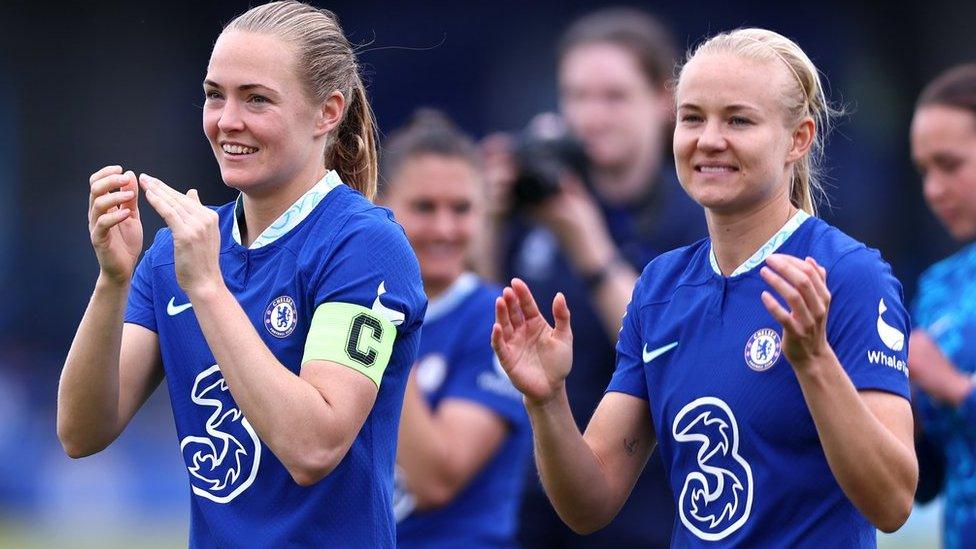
[913,241,976,549]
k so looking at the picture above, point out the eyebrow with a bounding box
[203,79,280,95]
[677,101,761,111]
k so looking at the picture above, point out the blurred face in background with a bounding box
[911,105,976,241]
[203,31,328,197]
[559,42,668,172]
[385,154,482,296]
[673,52,809,216]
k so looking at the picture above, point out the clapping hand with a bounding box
[138,173,224,297]
[491,279,574,406]
[88,166,142,284]
[760,254,833,368]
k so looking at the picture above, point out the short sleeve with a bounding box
[606,275,649,400]
[311,211,424,329]
[439,305,527,426]
[825,247,911,400]
[124,233,160,332]
[302,210,426,382]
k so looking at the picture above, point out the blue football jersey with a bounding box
[125,171,426,548]
[608,212,910,547]
[396,273,532,548]
[912,242,976,549]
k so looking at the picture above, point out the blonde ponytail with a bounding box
[226,1,379,200]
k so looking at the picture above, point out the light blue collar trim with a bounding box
[709,209,811,277]
[232,170,344,249]
[425,272,480,323]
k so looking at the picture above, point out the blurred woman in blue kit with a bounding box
[382,110,532,548]
[480,9,706,546]
[909,63,976,549]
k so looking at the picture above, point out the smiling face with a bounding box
[911,105,976,241]
[673,52,811,216]
[559,42,668,171]
[383,154,481,297]
[203,31,332,197]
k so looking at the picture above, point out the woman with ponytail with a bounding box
[56,2,425,546]
[492,28,917,546]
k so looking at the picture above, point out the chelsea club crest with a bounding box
[744,328,781,372]
[265,296,298,338]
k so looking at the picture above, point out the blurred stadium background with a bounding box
[1,0,972,546]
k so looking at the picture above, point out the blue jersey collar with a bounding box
[425,272,479,323]
[709,209,811,277]
[231,170,344,249]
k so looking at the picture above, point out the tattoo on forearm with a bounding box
[624,437,639,456]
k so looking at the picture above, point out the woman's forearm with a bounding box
[397,377,456,507]
[526,388,623,534]
[188,283,363,485]
[57,276,131,456]
[397,378,507,509]
[795,350,918,532]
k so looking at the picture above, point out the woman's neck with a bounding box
[239,164,328,247]
[591,138,662,206]
[423,278,455,302]
[707,191,797,276]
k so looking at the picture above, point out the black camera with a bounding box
[511,114,590,208]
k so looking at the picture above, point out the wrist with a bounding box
[95,271,132,293]
[790,345,838,382]
[580,255,625,292]
[185,280,229,306]
[524,382,569,412]
[946,374,975,407]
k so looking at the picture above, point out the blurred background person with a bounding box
[382,110,532,548]
[479,8,706,547]
[909,63,976,549]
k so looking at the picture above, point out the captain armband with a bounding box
[302,302,396,388]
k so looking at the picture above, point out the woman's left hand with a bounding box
[760,254,832,368]
[139,173,224,297]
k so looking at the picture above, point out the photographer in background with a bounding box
[479,8,706,547]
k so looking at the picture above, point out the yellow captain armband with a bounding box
[302,302,397,388]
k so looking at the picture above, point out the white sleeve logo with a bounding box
[179,365,262,503]
[372,281,405,326]
[876,299,905,351]
[672,397,753,541]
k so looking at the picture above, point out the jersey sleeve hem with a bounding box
[438,394,525,427]
[849,372,911,401]
[123,317,157,334]
[604,386,649,401]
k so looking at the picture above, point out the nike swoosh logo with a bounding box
[167,297,193,316]
[643,341,678,364]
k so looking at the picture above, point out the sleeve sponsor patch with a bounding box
[302,302,396,388]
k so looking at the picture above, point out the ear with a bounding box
[313,90,345,138]
[786,116,815,163]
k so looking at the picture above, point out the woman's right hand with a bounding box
[88,165,142,285]
[491,278,573,406]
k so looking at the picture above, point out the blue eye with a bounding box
[730,116,752,126]
[205,91,223,100]
[680,114,703,123]
[249,95,269,104]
